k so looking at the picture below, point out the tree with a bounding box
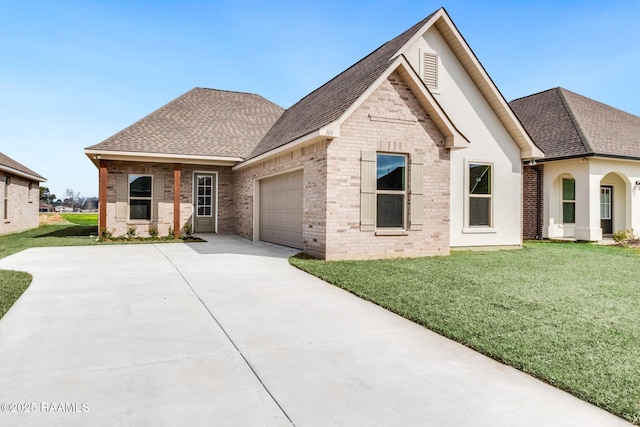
[39,186,56,205]
[64,188,85,210]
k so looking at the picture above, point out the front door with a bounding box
[193,173,216,233]
[600,186,613,235]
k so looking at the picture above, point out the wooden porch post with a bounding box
[173,163,181,238]
[98,159,107,234]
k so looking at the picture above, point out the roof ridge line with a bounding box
[279,11,436,112]
[556,88,594,154]
[510,87,558,103]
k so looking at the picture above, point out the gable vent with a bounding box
[423,52,438,90]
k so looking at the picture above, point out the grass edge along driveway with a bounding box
[290,242,640,424]
[0,215,101,320]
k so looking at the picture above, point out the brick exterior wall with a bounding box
[324,72,450,260]
[522,164,543,239]
[102,73,451,259]
[102,161,234,237]
[233,72,450,260]
[0,173,40,235]
[233,140,329,258]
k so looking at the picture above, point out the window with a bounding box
[468,163,492,227]
[376,154,406,228]
[562,178,575,223]
[129,175,152,220]
[3,177,8,220]
[600,187,611,220]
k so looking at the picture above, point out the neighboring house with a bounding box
[512,87,640,241]
[0,152,46,235]
[85,8,543,260]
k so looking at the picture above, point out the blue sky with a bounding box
[1,0,639,198]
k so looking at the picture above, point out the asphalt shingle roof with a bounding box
[86,88,284,159]
[510,87,640,160]
[0,152,45,181]
[247,11,437,160]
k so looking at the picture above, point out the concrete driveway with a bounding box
[0,236,630,426]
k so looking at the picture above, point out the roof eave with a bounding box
[0,165,46,182]
[536,152,640,163]
[398,9,543,159]
[238,55,471,169]
[233,127,338,171]
[84,149,244,168]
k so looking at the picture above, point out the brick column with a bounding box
[173,164,181,238]
[98,160,107,233]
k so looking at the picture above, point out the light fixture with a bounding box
[529,159,537,166]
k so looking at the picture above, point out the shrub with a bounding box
[127,225,137,238]
[100,228,114,240]
[167,227,175,239]
[613,229,634,245]
[183,223,193,238]
[148,225,159,238]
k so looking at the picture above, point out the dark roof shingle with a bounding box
[0,152,46,181]
[86,88,284,159]
[510,87,640,160]
[247,11,437,159]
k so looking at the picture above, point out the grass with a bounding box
[0,270,31,319]
[0,224,100,259]
[60,213,98,225]
[290,242,640,424]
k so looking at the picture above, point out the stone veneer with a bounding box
[0,174,40,235]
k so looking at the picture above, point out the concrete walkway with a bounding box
[0,236,630,426]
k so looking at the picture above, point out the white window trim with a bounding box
[376,153,408,230]
[128,174,153,222]
[463,160,496,233]
[561,176,576,225]
[194,174,214,218]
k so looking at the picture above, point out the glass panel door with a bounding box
[196,175,213,217]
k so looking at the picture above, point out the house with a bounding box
[0,152,46,235]
[85,8,543,260]
[511,87,640,241]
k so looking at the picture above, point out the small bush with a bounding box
[100,228,114,239]
[167,227,175,239]
[183,223,193,238]
[127,225,137,238]
[613,229,634,245]
[148,225,159,238]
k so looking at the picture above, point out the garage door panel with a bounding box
[259,170,303,249]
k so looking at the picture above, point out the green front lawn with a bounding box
[0,224,99,259]
[0,270,31,319]
[290,242,640,424]
[60,213,98,225]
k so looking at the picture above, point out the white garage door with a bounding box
[259,170,303,249]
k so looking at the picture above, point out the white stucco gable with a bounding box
[391,8,540,248]
[394,8,543,161]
